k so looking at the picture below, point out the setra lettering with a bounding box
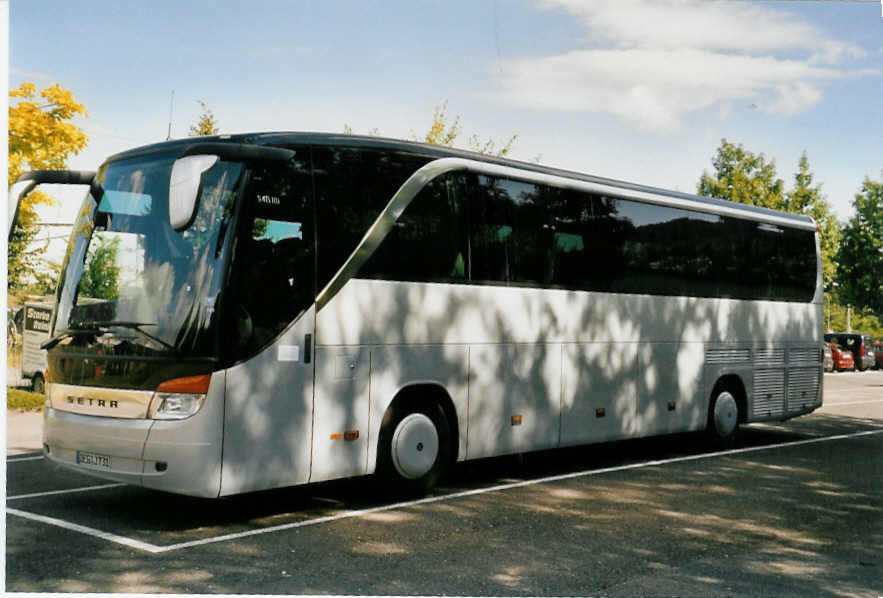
[65,396,119,409]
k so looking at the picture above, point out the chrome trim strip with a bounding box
[315,157,819,310]
[315,157,447,310]
[48,383,154,419]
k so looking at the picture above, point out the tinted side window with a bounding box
[777,227,817,301]
[469,175,554,286]
[542,189,614,292]
[546,191,816,301]
[619,199,748,298]
[325,158,816,303]
[359,174,469,283]
[312,146,431,290]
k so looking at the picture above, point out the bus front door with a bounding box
[220,160,317,495]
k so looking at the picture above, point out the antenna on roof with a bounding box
[166,90,175,140]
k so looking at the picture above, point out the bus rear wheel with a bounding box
[377,402,451,496]
[707,386,740,448]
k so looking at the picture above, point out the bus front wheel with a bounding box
[707,387,739,448]
[32,373,45,395]
[377,402,451,496]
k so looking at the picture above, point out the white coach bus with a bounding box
[10,133,822,497]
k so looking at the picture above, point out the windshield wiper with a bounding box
[41,321,177,353]
[85,320,177,353]
[41,327,101,351]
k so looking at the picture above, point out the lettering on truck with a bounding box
[25,307,51,332]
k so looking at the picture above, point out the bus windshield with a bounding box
[53,153,244,359]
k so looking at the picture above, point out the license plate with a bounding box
[76,451,111,469]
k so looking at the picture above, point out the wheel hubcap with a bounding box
[713,391,738,438]
[391,413,439,479]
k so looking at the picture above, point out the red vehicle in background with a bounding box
[827,342,854,372]
[874,342,883,369]
[825,333,874,371]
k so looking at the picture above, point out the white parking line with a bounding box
[7,483,126,501]
[7,428,883,554]
[6,508,163,553]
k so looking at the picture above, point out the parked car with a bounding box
[822,343,834,372]
[874,342,883,370]
[824,333,873,371]
[855,334,875,371]
[827,342,854,372]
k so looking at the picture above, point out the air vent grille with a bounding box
[755,348,785,367]
[753,369,785,417]
[788,368,820,412]
[706,349,751,364]
[790,347,820,364]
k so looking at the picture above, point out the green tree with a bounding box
[835,175,883,315]
[698,139,785,210]
[189,100,219,136]
[8,82,88,292]
[345,100,517,157]
[78,236,121,300]
[22,260,62,297]
[785,152,840,289]
[420,100,461,147]
[825,295,883,337]
[343,123,381,137]
[466,132,517,158]
[418,100,517,157]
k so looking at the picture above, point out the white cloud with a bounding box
[493,0,877,132]
[765,82,823,116]
[539,0,826,54]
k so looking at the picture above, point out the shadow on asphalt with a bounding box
[9,411,881,597]
[17,411,880,540]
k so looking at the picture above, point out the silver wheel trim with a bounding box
[390,413,439,480]
[713,391,738,437]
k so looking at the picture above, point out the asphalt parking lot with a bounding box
[5,371,882,596]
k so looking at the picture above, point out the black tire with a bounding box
[32,373,45,395]
[376,401,451,497]
[706,385,740,449]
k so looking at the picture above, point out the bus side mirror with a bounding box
[168,155,218,230]
[169,143,295,231]
[8,170,97,242]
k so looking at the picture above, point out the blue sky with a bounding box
[9,0,883,225]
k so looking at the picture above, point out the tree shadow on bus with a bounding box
[230,273,827,503]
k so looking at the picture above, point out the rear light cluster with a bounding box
[147,374,211,420]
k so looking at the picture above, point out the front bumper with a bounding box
[42,372,226,498]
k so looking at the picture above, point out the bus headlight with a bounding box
[148,392,206,420]
[148,374,212,420]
